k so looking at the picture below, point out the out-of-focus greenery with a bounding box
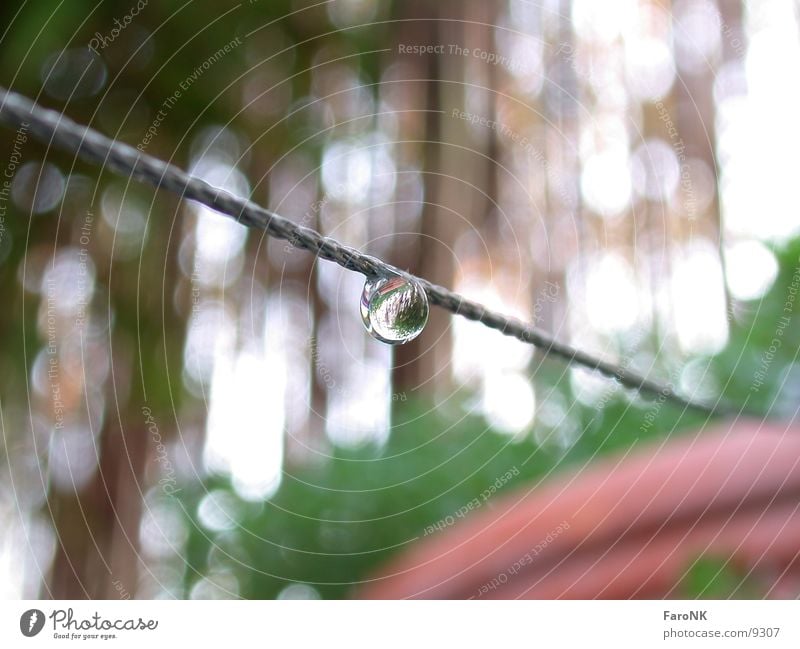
[179,398,689,600]
[714,240,800,418]
[177,240,799,599]
[680,556,762,599]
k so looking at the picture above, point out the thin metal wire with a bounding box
[0,85,726,416]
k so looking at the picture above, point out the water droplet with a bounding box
[360,274,429,344]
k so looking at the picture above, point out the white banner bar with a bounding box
[1,600,797,648]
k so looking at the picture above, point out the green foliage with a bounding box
[680,556,762,599]
[713,239,800,417]
[178,394,702,599]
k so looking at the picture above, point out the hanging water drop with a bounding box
[360,274,429,344]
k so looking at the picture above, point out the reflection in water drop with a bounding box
[360,274,429,345]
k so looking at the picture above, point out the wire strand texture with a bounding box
[0,85,725,416]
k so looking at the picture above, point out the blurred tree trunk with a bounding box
[391,1,448,397]
[284,209,329,468]
[719,0,745,68]
[45,194,185,599]
[714,0,745,311]
[539,0,579,336]
[391,0,498,401]
[260,155,330,468]
[47,416,147,599]
[304,259,328,461]
[673,0,737,311]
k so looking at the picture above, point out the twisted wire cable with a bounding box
[0,85,726,416]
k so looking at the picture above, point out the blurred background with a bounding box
[0,0,799,599]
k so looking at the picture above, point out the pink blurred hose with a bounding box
[359,420,800,599]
